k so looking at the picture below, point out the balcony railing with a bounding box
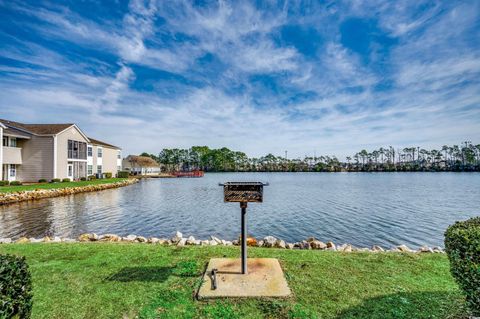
[3,146,22,164]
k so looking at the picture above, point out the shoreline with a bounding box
[1,231,444,254]
[0,178,138,205]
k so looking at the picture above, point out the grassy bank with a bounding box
[0,244,467,319]
[0,178,128,193]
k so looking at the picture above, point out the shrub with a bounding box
[88,175,96,180]
[117,171,129,178]
[51,178,61,183]
[62,178,71,183]
[9,181,22,186]
[0,181,9,186]
[445,217,480,316]
[104,172,112,179]
[0,254,33,319]
[38,179,47,183]
[80,177,87,181]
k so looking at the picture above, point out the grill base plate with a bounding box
[197,258,291,299]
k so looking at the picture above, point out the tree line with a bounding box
[139,142,480,172]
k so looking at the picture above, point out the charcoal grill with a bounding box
[219,182,268,275]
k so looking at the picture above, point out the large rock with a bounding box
[208,240,218,246]
[122,234,137,242]
[418,245,433,253]
[263,236,277,248]
[286,243,294,249]
[396,244,412,253]
[29,238,42,243]
[171,231,183,243]
[326,241,336,250]
[177,238,187,246]
[246,237,257,247]
[0,238,12,244]
[310,240,327,250]
[148,237,160,244]
[210,236,222,244]
[337,244,352,252]
[186,236,196,245]
[257,240,264,247]
[100,234,121,242]
[52,236,62,243]
[42,236,51,242]
[15,237,30,244]
[232,239,239,246]
[136,236,147,243]
[306,237,316,243]
[432,246,444,253]
[78,233,98,242]
[201,240,210,246]
[275,239,286,249]
[372,245,384,252]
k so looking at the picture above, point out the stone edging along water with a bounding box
[0,179,139,205]
[1,231,444,254]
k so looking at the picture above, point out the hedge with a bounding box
[445,217,480,316]
[51,178,61,183]
[38,179,47,183]
[0,181,9,187]
[9,181,22,186]
[117,171,129,178]
[62,178,71,182]
[0,255,33,319]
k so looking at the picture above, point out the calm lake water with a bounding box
[0,173,478,248]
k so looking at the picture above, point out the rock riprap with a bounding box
[0,179,138,205]
[0,231,445,254]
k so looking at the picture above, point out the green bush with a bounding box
[88,175,96,180]
[62,178,71,182]
[0,254,33,319]
[445,217,480,316]
[104,172,112,179]
[9,181,22,186]
[117,171,129,178]
[38,179,47,183]
[51,178,61,183]
[80,177,86,181]
[0,181,10,186]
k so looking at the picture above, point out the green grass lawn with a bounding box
[0,243,468,319]
[0,178,128,193]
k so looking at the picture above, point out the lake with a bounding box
[0,173,478,248]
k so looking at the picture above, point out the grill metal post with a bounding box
[240,202,247,274]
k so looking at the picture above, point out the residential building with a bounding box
[0,119,121,182]
[122,155,161,175]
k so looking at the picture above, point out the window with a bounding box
[117,165,121,171]
[2,136,7,146]
[97,165,102,174]
[87,165,93,175]
[9,165,16,177]
[9,138,16,147]
[68,140,87,159]
[67,163,73,177]
[117,151,121,159]
[98,148,103,158]
[87,146,93,157]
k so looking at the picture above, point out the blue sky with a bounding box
[0,0,479,158]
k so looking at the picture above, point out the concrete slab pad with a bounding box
[197,258,291,299]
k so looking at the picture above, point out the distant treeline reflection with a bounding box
[140,142,480,172]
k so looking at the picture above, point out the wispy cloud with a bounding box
[0,0,478,158]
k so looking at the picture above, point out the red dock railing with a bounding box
[172,170,204,178]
